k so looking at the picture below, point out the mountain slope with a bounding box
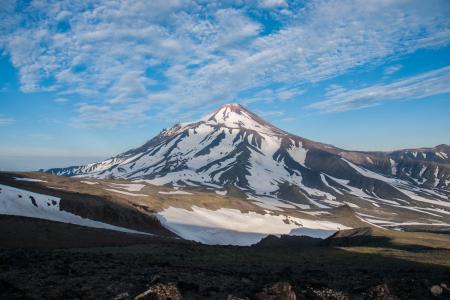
[47,104,450,229]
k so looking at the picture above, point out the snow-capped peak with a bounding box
[47,103,450,226]
[201,103,284,135]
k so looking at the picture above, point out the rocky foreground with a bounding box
[1,235,449,300]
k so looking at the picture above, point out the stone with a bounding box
[134,282,182,300]
[241,277,252,284]
[114,292,130,300]
[367,284,398,300]
[227,295,248,300]
[255,282,296,300]
[430,285,443,297]
[309,287,349,300]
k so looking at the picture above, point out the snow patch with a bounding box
[215,190,227,196]
[158,190,193,195]
[436,152,447,160]
[320,174,343,195]
[301,211,331,216]
[81,181,98,185]
[14,177,47,183]
[419,165,427,177]
[287,142,308,166]
[0,184,147,235]
[157,206,350,246]
[344,201,359,208]
[246,194,297,211]
[434,166,440,187]
[108,183,146,192]
[104,188,148,197]
[389,159,397,175]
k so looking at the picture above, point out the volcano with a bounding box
[47,103,450,224]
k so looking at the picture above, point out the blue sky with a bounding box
[1,0,450,171]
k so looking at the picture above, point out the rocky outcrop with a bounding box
[253,234,320,248]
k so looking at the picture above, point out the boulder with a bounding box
[255,282,296,300]
[114,292,130,300]
[430,285,443,297]
[307,287,349,300]
[134,283,182,300]
[367,284,398,300]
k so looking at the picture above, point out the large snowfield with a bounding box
[157,206,350,246]
[0,184,147,235]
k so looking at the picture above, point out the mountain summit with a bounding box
[48,104,450,222]
[201,103,285,135]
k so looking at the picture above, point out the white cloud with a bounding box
[253,110,284,118]
[280,117,296,122]
[0,0,449,127]
[259,0,288,9]
[54,97,68,103]
[74,102,152,128]
[384,64,403,75]
[0,115,15,126]
[309,66,450,112]
[244,86,305,104]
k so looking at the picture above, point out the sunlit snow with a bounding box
[14,177,47,183]
[157,206,350,246]
[0,184,147,234]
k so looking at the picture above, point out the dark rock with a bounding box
[114,292,131,300]
[256,282,297,300]
[150,275,161,285]
[202,286,221,297]
[227,295,249,300]
[0,279,22,294]
[134,282,182,300]
[305,287,349,300]
[367,284,398,300]
[177,281,199,292]
[253,235,319,248]
[241,277,252,284]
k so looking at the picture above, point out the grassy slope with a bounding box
[0,215,180,250]
[1,172,450,299]
[0,171,368,227]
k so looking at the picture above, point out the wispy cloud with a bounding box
[30,133,53,140]
[259,0,288,9]
[0,0,449,127]
[54,97,68,103]
[384,64,402,75]
[253,110,285,118]
[0,115,15,126]
[309,66,450,112]
[74,102,152,128]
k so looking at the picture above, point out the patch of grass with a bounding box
[341,246,450,267]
